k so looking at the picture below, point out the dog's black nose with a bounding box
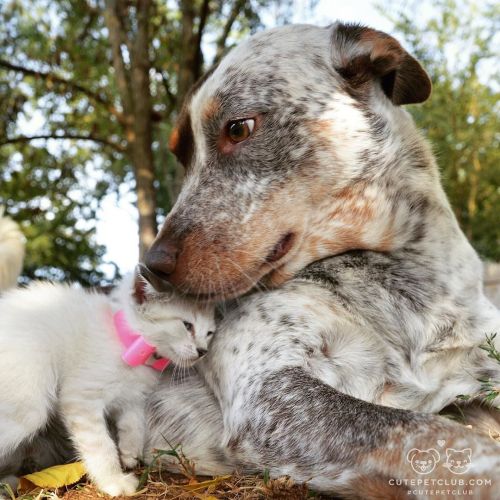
[144,240,178,279]
[197,348,208,358]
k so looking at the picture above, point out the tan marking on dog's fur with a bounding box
[306,184,394,259]
[339,473,409,499]
[169,127,180,153]
[201,98,220,121]
[163,180,309,296]
[264,182,396,288]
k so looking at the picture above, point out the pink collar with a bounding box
[113,310,170,372]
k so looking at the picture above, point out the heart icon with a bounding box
[437,440,446,447]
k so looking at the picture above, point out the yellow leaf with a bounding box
[19,462,86,490]
[182,476,231,491]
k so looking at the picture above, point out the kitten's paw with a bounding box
[121,454,139,470]
[98,473,139,497]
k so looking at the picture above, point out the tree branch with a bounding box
[153,67,176,117]
[214,0,246,65]
[0,58,127,126]
[177,0,197,104]
[104,0,134,116]
[0,134,126,152]
[194,0,211,80]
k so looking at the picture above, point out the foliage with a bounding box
[0,143,110,285]
[381,0,500,260]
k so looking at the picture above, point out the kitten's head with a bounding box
[129,264,216,366]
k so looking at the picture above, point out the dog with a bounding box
[2,23,498,499]
[0,207,24,292]
[144,23,500,497]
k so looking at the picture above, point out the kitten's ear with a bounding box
[133,267,148,305]
[136,263,174,295]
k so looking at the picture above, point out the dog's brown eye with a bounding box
[227,119,255,143]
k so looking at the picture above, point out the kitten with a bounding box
[0,264,215,496]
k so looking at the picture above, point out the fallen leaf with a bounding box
[19,462,86,490]
[182,475,231,491]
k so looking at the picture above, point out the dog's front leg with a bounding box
[220,366,500,497]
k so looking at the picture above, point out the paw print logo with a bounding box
[444,448,472,474]
[406,448,440,474]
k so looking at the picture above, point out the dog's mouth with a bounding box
[184,232,296,303]
[264,232,295,264]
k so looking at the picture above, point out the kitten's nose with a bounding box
[197,348,208,358]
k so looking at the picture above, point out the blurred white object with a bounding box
[484,261,500,308]
[0,207,25,291]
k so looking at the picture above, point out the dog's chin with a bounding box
[184,280,258,303]
[184,265,294,303]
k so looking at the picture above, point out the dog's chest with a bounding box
[206,281,493,416]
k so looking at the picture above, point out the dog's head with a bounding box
[145,23,432,301]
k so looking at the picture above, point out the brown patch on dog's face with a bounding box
[159,178,310,299]
[201,97,220,121]
[263,183,395,288]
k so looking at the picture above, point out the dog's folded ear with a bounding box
[332,23,431,105]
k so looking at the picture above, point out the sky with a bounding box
[95,0,394,276]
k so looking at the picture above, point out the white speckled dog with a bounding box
[143,23,500,497]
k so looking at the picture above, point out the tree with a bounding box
[0,0,296,283]
[380,0,500,260]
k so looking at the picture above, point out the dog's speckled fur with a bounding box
[145,23,500,497]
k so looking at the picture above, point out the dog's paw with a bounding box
[97,473,139,497]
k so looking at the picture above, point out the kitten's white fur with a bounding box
[0,208,24,292]
[0,271,215,496]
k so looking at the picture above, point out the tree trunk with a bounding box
[104,0,158,259]
[131,0,157,258]
[177,1,199,106]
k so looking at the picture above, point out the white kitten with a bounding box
[0,264,215,496]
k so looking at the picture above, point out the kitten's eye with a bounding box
[207,331,215,337]
[227,118,255,143]
[183,321,194,333]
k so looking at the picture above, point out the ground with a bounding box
[9,469,315,500]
